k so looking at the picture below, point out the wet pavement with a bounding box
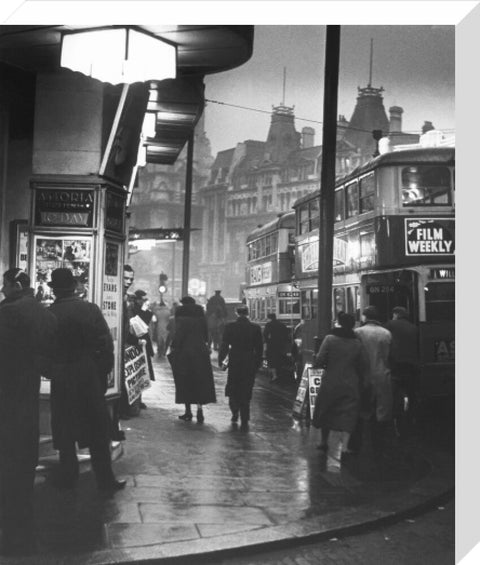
[5,356,454,564]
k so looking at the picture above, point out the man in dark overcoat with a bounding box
[47,268,126,493]
[263,313,290,382]
[206,290,228,351]
[218,305,263,430]
[0,268,57,555]
[385,306,420,432]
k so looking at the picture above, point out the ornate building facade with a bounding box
[198,82,420,299]
[127,114,214,301]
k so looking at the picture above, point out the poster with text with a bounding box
[124,343,151,405]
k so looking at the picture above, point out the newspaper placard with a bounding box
[124,343,151,405]
[308,367,324,419]
[292,363,310,419]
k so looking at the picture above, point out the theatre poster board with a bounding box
[124,343,151,405]
[308,367,324,419]
[292,363,311,419]
[102,240,122,395]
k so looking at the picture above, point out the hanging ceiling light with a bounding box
[60,27,177,84]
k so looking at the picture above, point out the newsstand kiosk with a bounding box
[29,177,127,410]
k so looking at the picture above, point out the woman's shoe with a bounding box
[196,408,204,423]
[178,413,193,421]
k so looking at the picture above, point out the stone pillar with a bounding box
[33,71,104,175]
[212,193,219,262]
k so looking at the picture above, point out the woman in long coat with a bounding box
[170,296,216,423]
[312,312,368,473]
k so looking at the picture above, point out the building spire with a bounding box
[368,38,373,87]
[357,38,384,97]
[282,66,286,105]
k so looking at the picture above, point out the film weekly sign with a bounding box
[405,218,455,256]
[124,344,151,404]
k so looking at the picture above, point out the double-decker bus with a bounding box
[293,143,455,398]
[244,211,300,332]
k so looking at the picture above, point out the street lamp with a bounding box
[60,27,177,84]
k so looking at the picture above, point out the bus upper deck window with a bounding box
[401,165,451,206]
[346,181,359,218]
[310,200,320,230]
[335,189,345,222]
[359,174,375,213]
[299,205,309,234]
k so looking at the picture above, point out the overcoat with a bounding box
[48,296,114,450]
[0,288,57,471]
[218,316,263,403]
[385,317,419,366]
[355,321,393,422]
[312,328,368,433]
[263,318,290,369]
[170,304,216,405]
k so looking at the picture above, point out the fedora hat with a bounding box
[48,268,77,290]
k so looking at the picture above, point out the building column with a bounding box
[33,71,105,176]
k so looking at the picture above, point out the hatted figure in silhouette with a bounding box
[218,305,263,430]
[206,290,228,351]
[169,296,216,423]
[47,268,126,495]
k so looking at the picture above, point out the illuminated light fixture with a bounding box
[157,111,197,124]
[61,27,176,84]
[142,112,157,139]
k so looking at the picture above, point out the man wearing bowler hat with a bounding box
[47,268,126,493]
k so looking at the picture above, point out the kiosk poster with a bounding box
[102,242,121,392]
[34,236,92,305]
[292,363,310,419]
[124,343,151,404]
[308,367,324,419]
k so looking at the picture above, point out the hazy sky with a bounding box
[204,25,455,156]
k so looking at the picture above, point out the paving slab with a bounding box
[2,356,454,564]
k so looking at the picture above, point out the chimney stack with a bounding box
[389,106,403,133]
[301,127,315,149]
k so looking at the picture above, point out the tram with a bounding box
[293,143,455,398]
[244,211,300,332]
